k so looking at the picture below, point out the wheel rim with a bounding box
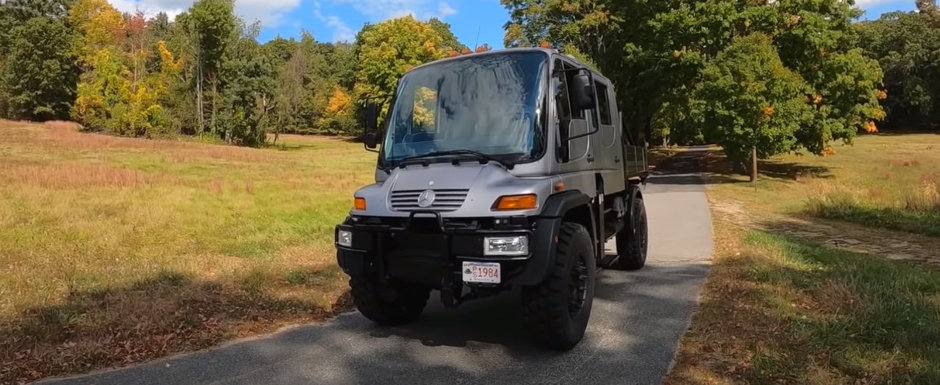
[568,255,589,317]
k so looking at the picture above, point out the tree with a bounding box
[0,0,72,52]
[857,8,940,129]
[69,0,180,136]
[1,17,78,120]
[215,22,276,146]
[696,34,812,182]
[428,18,466,52]
[502,0,885,159]
[918,0,939,17]
[271,40,307,142]
[501,0,704,144]
[354,16,452,120]
[178,0,237,134]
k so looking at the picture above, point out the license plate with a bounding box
[462,262,501,284]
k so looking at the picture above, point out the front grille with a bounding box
[390,189,469,212]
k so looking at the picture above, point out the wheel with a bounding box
[614,194,648,270]
[521,222,596,350]
[349,276,430,326]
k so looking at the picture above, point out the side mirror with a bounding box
[363,101,379,149]
[569,71,595,111]
[363,132,378,149]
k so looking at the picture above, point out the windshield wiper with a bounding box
[397,150,515,169]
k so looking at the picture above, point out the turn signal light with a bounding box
[354,197,366,211]
[493,194,537,211]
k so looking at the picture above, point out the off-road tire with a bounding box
[521,222,596,351]
[614,195,648,271]
[349,277,430,326]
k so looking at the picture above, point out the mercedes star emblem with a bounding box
[417,189,436,208]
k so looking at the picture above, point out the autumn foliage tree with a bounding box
[70,0,180,136]
[354,16,452,121]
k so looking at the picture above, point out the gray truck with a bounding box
[335,48,649,350]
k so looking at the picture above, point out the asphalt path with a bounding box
[41,148,714,385]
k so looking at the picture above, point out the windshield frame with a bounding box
[377,50,550,170]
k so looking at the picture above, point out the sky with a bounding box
[108,0,920,48]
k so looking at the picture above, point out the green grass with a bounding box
[742,231,940,383]
[807,193,940,237]
[669,221,940,385]
[0,120,373,383]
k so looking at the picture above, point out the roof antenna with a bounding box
[473,24,481,50]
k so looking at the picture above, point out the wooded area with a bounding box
[0,0,474,145]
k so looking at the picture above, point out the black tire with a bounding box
[521,222,596,351]
[349,276,430,326]
[614,194,648,271]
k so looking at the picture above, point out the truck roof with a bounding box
[405,47,607,82]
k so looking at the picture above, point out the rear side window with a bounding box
[596,81,612,125]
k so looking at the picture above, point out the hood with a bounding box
[388,163,487,191]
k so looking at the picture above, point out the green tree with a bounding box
[178,0,237,134]
[428,18,466,52]
[215,22,276,146]
[1,17,78,120]
[696,34,812,181]
[0,0,72,51]
[857,6,940,128]
[271,39,307,141]
[502,0,885,157]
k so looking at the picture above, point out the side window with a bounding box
[570,70,585,120]
[596,81,612,125]
[552,60,572,122]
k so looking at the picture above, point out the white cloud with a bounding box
[314,1,355,42]
[330,0,458,21]
[437,2,456,18]
[107,0,302,27]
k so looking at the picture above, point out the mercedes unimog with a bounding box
[335,48,649,350]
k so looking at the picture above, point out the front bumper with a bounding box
[335,212,560,288]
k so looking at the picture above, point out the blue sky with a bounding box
[111,0,919,48]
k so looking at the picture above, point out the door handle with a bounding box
[614,155,621,163]
[587,154,595,163]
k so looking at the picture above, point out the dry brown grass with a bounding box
[0,120,372,383]
[1,163,161,188]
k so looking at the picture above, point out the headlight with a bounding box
[484,236,528,256]
[337,230,353,247]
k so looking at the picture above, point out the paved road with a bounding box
[41,149,713,385]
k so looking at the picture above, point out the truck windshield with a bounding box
[381,52,548,166]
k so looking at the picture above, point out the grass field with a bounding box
[666,133,940,384]
[0,120,374,383]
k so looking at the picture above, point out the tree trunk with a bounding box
[210,78,218,136]
[750,145,758,185]
[196,45,204,134]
